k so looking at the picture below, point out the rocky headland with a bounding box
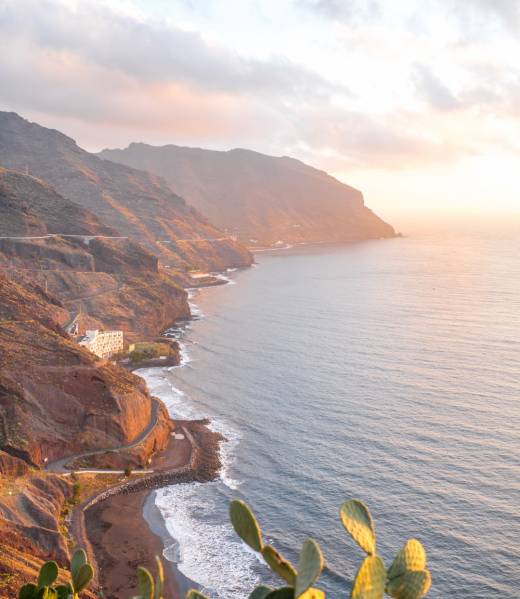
[99,142,396,246]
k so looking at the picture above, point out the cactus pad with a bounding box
[37,562,59,588]
[386,569,432,599]
[54,585,72,599]
[265,588,294,599]
[154,556,164,599]
[295,539,324,598]
[340,500,376,555]
[19,583,37,599]
[137,566,155,599]
[70,549,87,579]
[261,545,297,584]
[387,539,426,580]
[229,500,264,551]
[72,564,93,594]
[350,555,386,599]
[249,585,275,599]
[299,589,325,599]
[185,591,210,599]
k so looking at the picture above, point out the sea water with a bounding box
[140,228,520,598]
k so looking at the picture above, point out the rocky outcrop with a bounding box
[0,450,29,477]
[0,472,73,597]
[0,112,253,271]
[0,166,115,237]
[99,142,396,246]
[0,169,190,340]
[0,274,172,467]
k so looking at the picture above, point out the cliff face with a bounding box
[0,173,180,594]
[0,468,73,596]
[0,166,115,237]
[0,112,253,271]
[99,143,396,246]
[0,274,172,468]
[0,169,189,340]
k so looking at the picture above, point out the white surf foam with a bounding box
[189,302,205,318]
[156,482,260,599]
[212,273,236,285]
[139,365,249,597]
[137,270,245,596]
[144,368,241,489]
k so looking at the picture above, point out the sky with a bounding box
[1,0,519,227]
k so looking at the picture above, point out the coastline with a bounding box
[82,271,235,597]
[83,419,223,598]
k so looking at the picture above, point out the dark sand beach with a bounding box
[85,420,223,598]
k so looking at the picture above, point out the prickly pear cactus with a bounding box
[387,539,426,580]
[37,562,58,588]
[386,570,431,599]
[70,549,94,596]
[249,585,275,599]
[261,545,297,584]
[295,539,324,598]
[350,555,386,599]
[229,499,264,551]
[134,556,165,599]
[340,500,376,555]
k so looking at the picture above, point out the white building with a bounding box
[78,329,124,359]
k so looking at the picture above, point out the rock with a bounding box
[0,111,253,271]
[98,142,396,246]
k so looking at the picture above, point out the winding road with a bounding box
[45,398,160,474]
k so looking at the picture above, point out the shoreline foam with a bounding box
[139,274,260,598]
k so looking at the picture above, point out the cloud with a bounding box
[289,105,472,169]
[411,64,461,111]
[0,0,342,100]
[0,0,517,172]
[296,0,379,22]
[441,0,520,34]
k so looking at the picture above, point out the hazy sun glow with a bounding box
[1,0,519,226]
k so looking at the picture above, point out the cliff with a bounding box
[0,168,189,340]
[0,166,115,237]
[0,274,172,468]
[0,467,74,597]
[98,143,396,246]
[0,271,175,596]
[0,112,253,271]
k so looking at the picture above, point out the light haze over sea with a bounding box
[140,225,520,598]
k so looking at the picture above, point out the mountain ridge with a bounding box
[99,141,395,246]
[0,111,253,272]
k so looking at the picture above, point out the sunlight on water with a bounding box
[142,230,520,598]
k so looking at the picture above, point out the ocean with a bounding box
[139,228,520,598]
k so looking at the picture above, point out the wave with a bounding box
[138,271,246,597]
[212,273,236,285]
[155,482,261,599]
[190,303,205,318]
[141,367,249,598]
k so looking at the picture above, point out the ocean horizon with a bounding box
[139,228,520,598]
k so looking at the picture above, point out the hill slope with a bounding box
[0,168,189,340]
[99,143,395,245]
[0,112,252,271]
[0,165,116,237]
